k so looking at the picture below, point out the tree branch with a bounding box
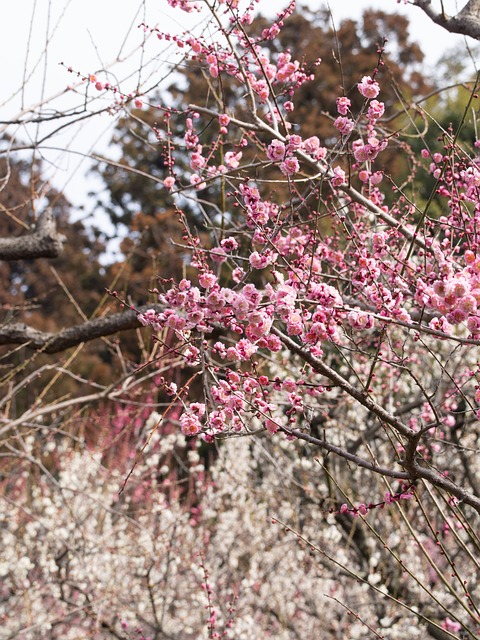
[0,304,164,354]
[282,426,410,481]
[273,327,480,515]
[413,0,480,40]
[0,208,66,261]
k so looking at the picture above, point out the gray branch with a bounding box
[413,0,480,40]
[283,426,410,481]
[0,304,164,354]
[0,208,66,261]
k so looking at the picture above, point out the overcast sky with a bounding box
[0,0,476,229]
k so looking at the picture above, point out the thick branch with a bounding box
[0,208,66,260]
[413,0,480,40]
[0,304,164,354]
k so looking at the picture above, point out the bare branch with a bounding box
[0,208,66,261]
[0,303,164,354]
[283,426,411,481]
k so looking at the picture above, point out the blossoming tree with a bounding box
[133,0,480,634]
[3,1,480,638]
[133,0,480,515]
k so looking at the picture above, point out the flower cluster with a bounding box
[414,247,480,336]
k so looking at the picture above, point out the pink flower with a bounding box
[441,618,462,633]
[286,134,303,152]
[249,250,277,269]
[224,151,242,169]
[353,137,387,163]
[286,311,303,335]
[276,60,299,82]
[220,237,238,252]
[331,166,346,187]
[167,0,200,11]
[138,308,160,328]
[184,346,200,364]
[190,152,206,171]
[179,279,191,291]
[280,156,300,176]
[246,309,273,339]
[370,171,383,185]
[198,272,217,289]
[357,503,368,516]
[367,99,384,121]
[180,412,202,436]
[206,289,226,311]
[190,174,206,189]
[336,96,351,115]
[267,140,286,162]
[262,23,280,40]
[163,176,175,190]
[190,402,206,418]
[282,379,297,392]
[266,334,282,351]
[252,78,269,101]
[357,75,380,99]
[189,38,202,54]
[232,267,245,283]
[459,295,477,313]
[219,113,230,127]
[353,145,369,163]
[210,247,227,263]
[347,309,374,330]
[303,136,320,154]
[334,116,355,136]
[265,419,279,434]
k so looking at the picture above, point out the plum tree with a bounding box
[3,2,480,639]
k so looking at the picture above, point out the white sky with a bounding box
[0,0,476,238]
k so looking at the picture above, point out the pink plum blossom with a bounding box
[357,75,380,99]
[336,96,351,115]
[267,139,286,162]
[280,156,300,176]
